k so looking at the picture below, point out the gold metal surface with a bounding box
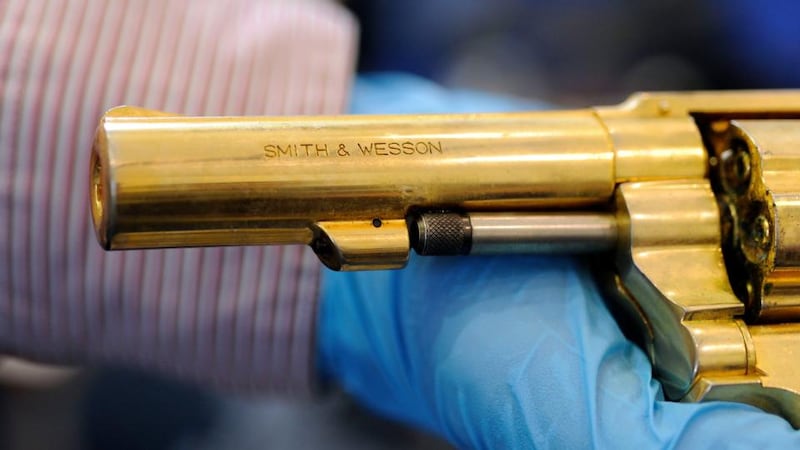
[613,181,745,397]
[92,107,614,254]
[686,323,800,427]
[91,91,800,426]
[594,116,706,182]
[312,219,409,271]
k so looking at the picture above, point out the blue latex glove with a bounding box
[318,73,800,449]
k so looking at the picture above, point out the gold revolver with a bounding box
[91,91,800,426]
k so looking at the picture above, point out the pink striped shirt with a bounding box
[0,0,357,393]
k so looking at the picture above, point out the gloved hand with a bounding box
[318,74,800,449]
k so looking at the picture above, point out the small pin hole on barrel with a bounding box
[372,218,382,228]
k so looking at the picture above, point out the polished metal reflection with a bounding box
[468,213,617,254]
[92,107,614,252]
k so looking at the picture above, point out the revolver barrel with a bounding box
[91,103,704,269]
[91,108,614,254]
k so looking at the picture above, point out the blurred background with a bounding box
[352,0,800,106]
[2,0,799,448]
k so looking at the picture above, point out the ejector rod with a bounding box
[411,212,617,255]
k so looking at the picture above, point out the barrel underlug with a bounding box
[311,219,409,271]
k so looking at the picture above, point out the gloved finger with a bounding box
[318,256,800,449]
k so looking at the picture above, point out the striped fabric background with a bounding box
[0,0,357,392]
